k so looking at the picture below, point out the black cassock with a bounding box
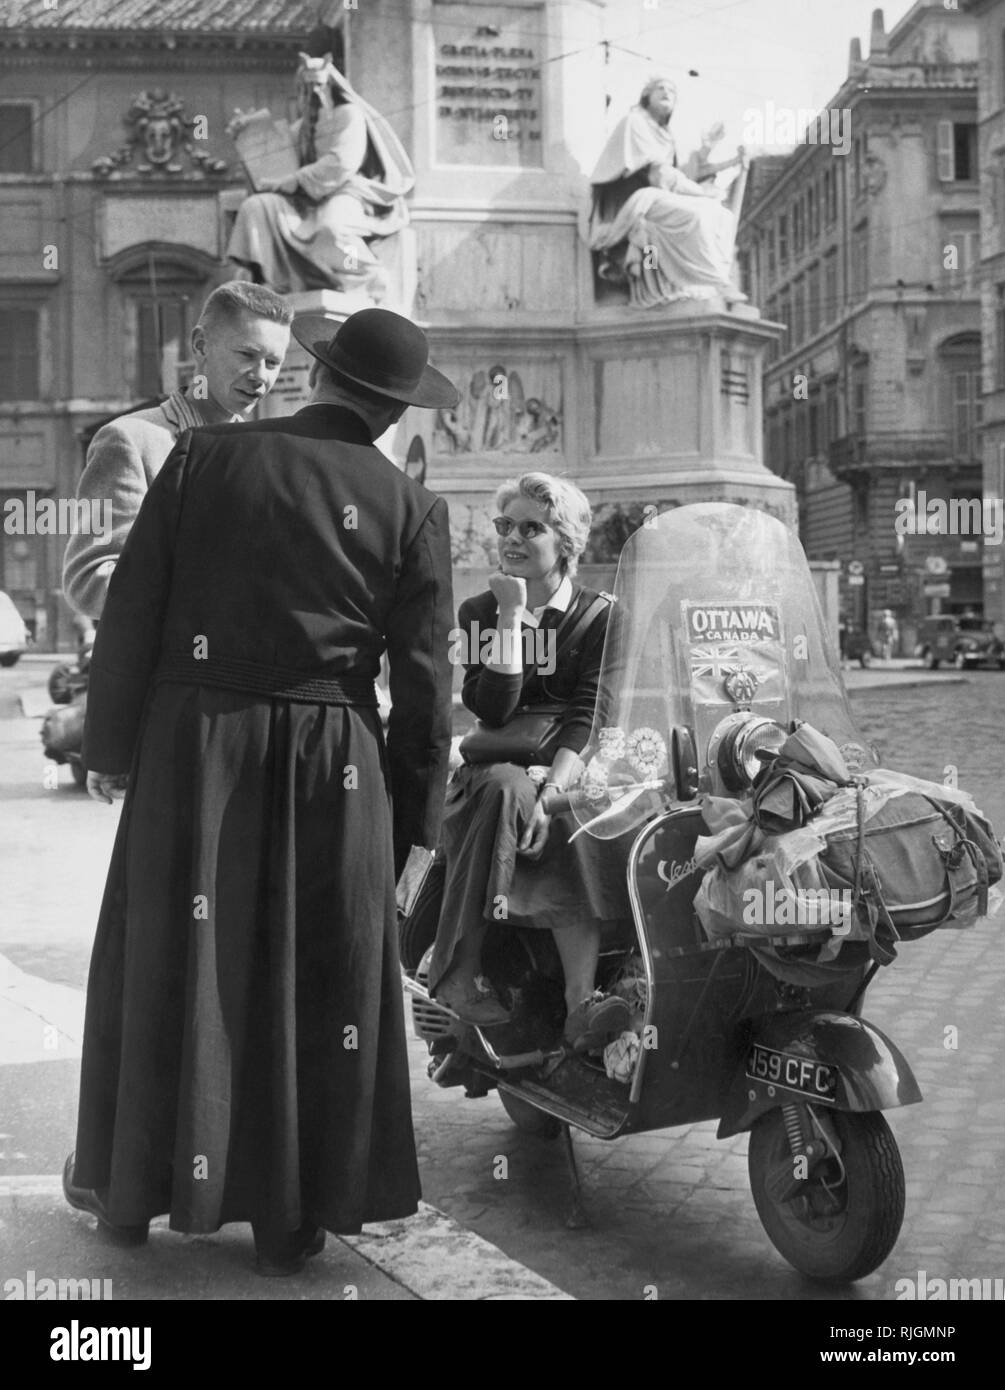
[73,405,454,1236]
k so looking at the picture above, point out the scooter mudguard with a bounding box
[717,1009,922,1139]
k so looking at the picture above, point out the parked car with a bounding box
[915,614,1005,671]
[0,591,31,667]
[839,623,874,668]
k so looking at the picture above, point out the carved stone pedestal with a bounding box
[393,302,796,567]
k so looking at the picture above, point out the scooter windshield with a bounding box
[571,504,874,840]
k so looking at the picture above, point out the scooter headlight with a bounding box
[707,712,787,793]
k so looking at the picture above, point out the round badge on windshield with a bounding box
[723,666,760,706]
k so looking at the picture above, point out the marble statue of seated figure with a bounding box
[226,52,415,300]
[588,77,746,308]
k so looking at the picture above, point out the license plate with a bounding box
[746,1045,838,1102]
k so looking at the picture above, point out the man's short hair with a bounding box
[197,281,294,334]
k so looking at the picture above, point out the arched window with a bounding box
[105,244,217,398]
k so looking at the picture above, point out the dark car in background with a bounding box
[916,615,1005,670]
[839,623,874,668]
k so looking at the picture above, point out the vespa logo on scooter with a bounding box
[657,857,700,891]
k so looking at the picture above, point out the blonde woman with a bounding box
[429,472,631,1053]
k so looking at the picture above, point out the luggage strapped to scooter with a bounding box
[822,780,1000,966]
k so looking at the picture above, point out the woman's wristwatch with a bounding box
[538,780,563,810]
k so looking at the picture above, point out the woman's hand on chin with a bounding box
[489,572,527,614]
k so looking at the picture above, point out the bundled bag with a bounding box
[694,722,1004,980]
[752,723,852,834]
[696,771,1003,977]
[459,594,610,767]
[818,783,1002,963]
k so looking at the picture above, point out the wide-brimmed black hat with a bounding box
[292,309,459,409]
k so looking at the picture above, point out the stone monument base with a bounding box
[256,292,796,566]
[403,303,796,563]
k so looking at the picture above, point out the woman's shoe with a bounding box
[434,973,510,1026]
[564,994,632,1054]
[61,1152,149,1247]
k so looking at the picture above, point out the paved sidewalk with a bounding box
[0,954,573,1301]
[842,658,968,692]
[1,1182,573,1300]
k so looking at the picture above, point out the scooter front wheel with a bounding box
[747,1107,905,1283]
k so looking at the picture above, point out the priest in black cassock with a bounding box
[62,309,458,1275]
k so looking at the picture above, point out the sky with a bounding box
[597,0,920,160]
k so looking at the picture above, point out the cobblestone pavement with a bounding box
[409,675,1005,1299]
[2,659,1003,1300]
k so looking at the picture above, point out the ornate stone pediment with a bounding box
[92,90,228,180]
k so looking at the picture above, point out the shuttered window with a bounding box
[136,298,192,397]
[953,371,979,460]
[937,120,976,181]
[792,278,805,347]
[0,309,39,400]
[937,120,955,181]
[779,288,791,355]
[823,167,837,223]
[0,103,33,173]
[852,370,867,439]
[954,123,976,182]
[824,251,838,323]
[807,262,821,336]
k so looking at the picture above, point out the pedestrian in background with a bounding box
[878,608,899,662]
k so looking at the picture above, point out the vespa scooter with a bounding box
[403,503,991,1283]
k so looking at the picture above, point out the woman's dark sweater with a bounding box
[458,584,612,757]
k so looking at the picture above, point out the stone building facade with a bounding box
[963,0,1005,632]
[737,2,982,654]
[0,0,343,648]
[2,0,791,649]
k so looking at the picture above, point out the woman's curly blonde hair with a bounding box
[494,472,593,577]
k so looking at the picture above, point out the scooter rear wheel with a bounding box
[748,1107,905,1284]
[498,1088,561,1140]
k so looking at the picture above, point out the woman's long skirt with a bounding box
[72,682,419,1237]
[427,761,630,994]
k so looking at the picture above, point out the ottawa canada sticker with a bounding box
[681,601,784,706]
[681,601,782,646]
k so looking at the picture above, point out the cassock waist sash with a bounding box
[155,652,378,706]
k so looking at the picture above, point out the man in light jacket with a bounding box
[63,281,292,619]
